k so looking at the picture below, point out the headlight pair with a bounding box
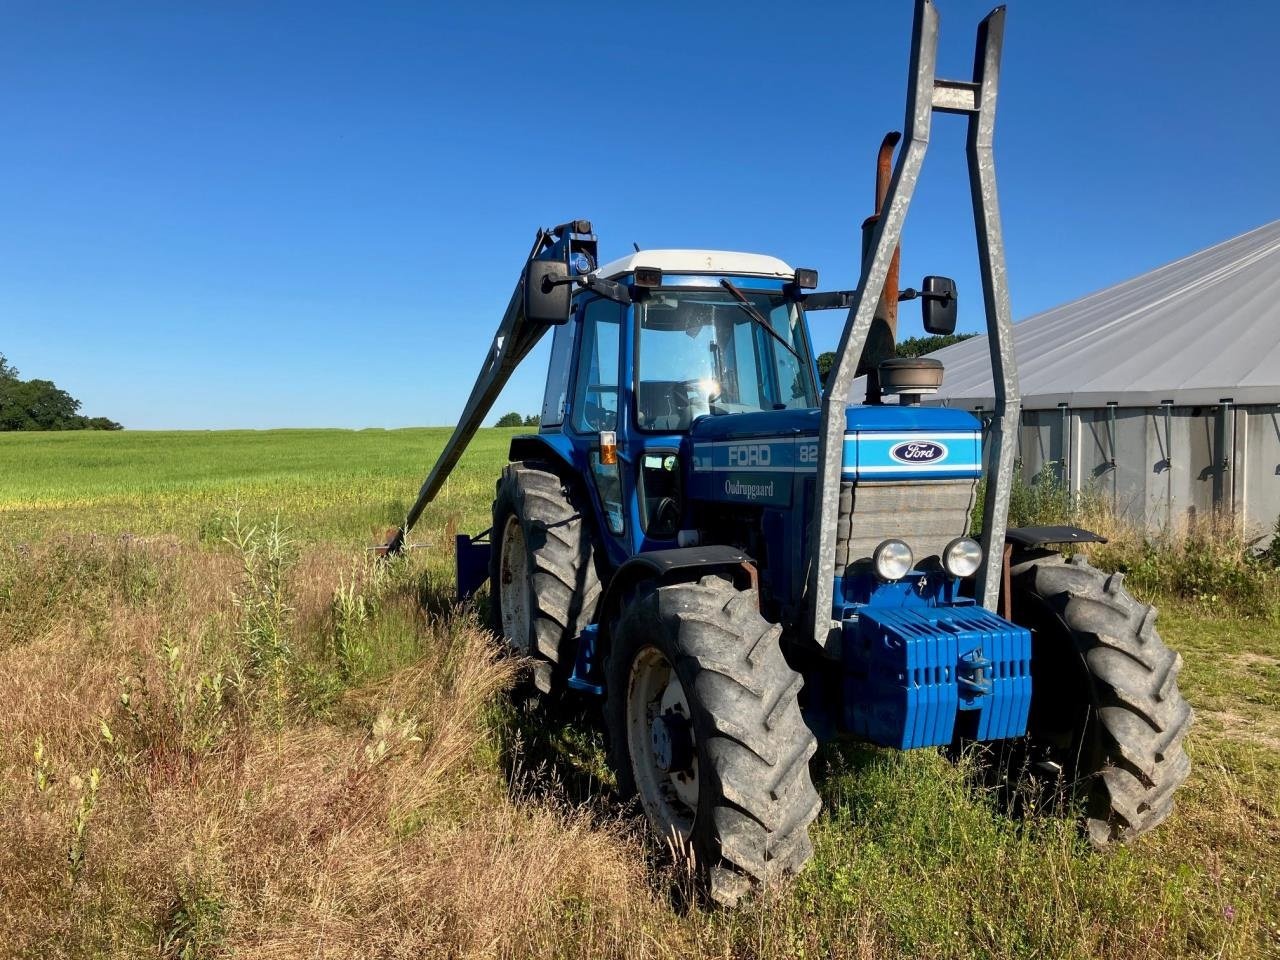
[871,537,983,581]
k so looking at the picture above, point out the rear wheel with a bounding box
[976,552,1193,845]
[489,461,601,692]
[605,575,820,905]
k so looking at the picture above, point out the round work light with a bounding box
[873,539,914,581]
[942,537,983,578]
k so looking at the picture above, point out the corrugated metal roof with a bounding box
[912,220,1280,409]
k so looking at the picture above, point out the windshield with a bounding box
[635,287,817,431]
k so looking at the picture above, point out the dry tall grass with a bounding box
[1,508,1276,958]
[1002,471,1280,619]
[0,532,678,959]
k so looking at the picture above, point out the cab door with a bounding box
[567,296,629,566]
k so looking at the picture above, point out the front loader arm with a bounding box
[383,221,597,554]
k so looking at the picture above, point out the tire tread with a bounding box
[490,461,601,675]
[606,576,819,905]
[1019,554,1193,846]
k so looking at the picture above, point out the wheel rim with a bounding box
[498,514,531,652]
[626,645,699,843]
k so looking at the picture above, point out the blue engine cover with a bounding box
[687,404,982,508]
[843,605,1031,749]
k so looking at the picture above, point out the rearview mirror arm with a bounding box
[802,290,857,311]
[806,287,951,312]
[541,272,633,305]
[897,286,953,306]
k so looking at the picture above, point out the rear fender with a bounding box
[1006,525,1107,550]
[509,433,576,473]
[1005,525,1107,573]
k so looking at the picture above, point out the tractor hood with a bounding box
[687,405,982,507]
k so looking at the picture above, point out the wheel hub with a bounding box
[497,514,531,653]
[626,645,700,836]
[650,710,694,775]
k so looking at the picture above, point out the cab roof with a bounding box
[593,249,796,281]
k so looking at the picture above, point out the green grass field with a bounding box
[1,429,1277,959]
[0,427,517,543]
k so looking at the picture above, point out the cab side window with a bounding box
[571,298,621,433]
[540,314,578,427]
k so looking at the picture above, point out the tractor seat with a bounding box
[636,380,705,431]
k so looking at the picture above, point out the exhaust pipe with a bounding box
[859,131,902,404]
[875,132,902,341]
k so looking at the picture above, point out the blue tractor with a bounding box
[385,1,1191,904]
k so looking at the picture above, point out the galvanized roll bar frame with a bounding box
[807,0,1020,649]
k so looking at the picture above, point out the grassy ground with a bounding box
[0,429,1276,959]
[0,427,513,544]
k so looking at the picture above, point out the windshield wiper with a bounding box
[719,279,801,362]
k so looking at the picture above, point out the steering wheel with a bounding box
[678,378,720,406]
[669,385,691,417]
[651,497,681,537]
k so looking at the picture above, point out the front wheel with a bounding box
[605,575,820,905]
[977,553,1193,845]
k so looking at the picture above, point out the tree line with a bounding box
[494,412,540,427]
[0,353,122,431]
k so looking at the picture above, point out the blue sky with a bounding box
[1,1,1276,430]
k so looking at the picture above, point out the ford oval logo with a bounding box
[890,440,948,465]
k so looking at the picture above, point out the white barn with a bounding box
[923,220,1280,543]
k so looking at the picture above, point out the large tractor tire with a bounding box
[993,552,1193,846]
[489,461,601,692]
[605,575,820,905]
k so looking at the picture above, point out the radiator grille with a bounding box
[833,479,979,572]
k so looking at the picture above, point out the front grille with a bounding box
[833,478,979,572]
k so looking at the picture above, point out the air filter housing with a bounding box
[879,357,944,397]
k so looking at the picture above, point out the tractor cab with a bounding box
[537,250,822,559]
[544,250,819,431]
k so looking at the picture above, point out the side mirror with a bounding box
[921,275,957,335]
[524,259,573,325]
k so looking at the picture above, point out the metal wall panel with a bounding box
[1144,409,1174,530]
[1241,406,1280,544]
[1018,409,1056,481]
[1112,410,1149,520]
[1185,407,1220,524]
[998,404,1276,541]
